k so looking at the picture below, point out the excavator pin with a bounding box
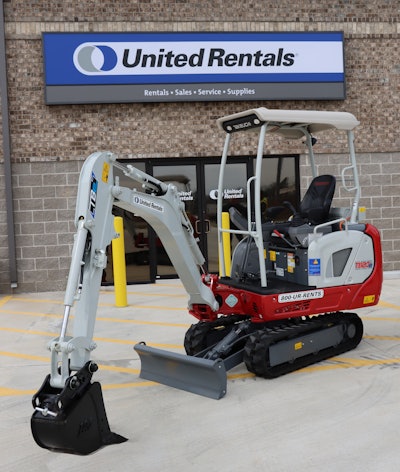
[31,362,127,455]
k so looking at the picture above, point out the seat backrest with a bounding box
[299,174,336,224]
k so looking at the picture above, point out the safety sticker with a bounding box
[225,294,239,308]
[102,162,110,183]
[278,289,324,303]
[288,253,295,273]
[308,258,321,276]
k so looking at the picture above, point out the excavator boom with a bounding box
[31,151,220,453]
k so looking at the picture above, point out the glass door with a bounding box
[103,160,153,285]
[151,163,200,277]
[151,159,249,277]
[202,161,248,273]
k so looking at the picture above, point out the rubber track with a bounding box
[243,312,363,378]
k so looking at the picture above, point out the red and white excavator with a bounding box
[31,107,382,454]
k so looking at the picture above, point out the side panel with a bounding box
[194,224,382,323]
[307,229,375,288]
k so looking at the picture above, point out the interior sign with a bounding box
[42,32,345,104]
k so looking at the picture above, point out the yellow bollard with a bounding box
[112,216,128,307]
[220,211,231,277]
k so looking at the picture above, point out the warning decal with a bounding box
[308,258,321,276]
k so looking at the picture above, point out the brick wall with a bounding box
[0,1,399,292]
[3,160,81,292]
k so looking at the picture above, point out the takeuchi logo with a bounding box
[74,45,118,73]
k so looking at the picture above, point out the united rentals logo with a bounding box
[74,45,118,73]
[73,42,296,76]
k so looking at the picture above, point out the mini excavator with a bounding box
[31,108,383,454]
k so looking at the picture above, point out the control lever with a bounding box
[272,229,297,248]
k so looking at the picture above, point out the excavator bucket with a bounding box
[134,343,227,400]
[31,363,127,455]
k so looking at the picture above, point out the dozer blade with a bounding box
[134,343,227,399]
[31,363,127,455]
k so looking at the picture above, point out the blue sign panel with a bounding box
[42,32,345,104]
[309,258,321,276]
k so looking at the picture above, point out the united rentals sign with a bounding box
[42,32,345,104]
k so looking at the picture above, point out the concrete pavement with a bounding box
[1,274,400,471]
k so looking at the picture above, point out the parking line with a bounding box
[378,300,400,310]
[0,326,183,349]
[0,296,13,307]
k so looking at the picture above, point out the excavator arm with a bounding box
[31,151,218,454]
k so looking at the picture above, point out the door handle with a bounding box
[195,219,210,234]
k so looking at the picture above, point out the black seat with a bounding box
[284,174,336,226]
[229,174,336,241]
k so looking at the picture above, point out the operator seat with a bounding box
[228,174,336,240]
[284,174,336,226]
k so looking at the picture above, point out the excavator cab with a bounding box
[229,173,337,283]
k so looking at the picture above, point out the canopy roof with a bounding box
[217,107,360,139]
